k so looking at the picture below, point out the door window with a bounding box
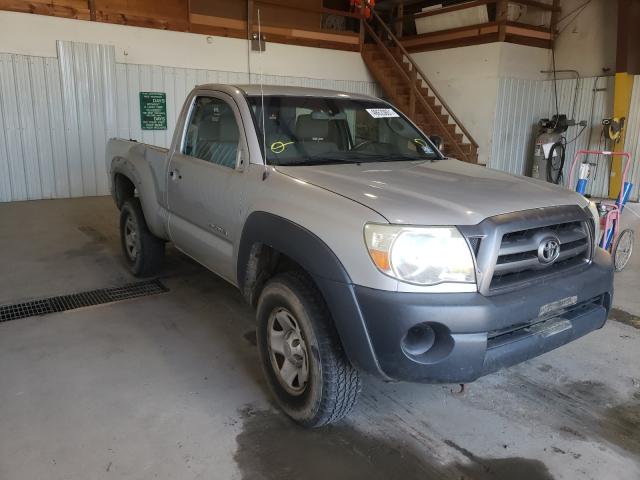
[183,96,240,168]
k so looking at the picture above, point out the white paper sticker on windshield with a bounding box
[366,108,399,118]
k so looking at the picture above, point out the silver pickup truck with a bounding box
[107,84,613,427]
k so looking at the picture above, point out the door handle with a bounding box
[169,169,182,180]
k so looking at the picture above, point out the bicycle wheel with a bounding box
[613,228,634,272]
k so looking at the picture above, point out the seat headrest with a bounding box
[218,114,239,142]
[197,111,238,143]
[296,114,329,142]
[197,117,218,141]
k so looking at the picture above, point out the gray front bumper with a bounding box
[352,248,613,383]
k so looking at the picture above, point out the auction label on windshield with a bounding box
[366,108,399,118]
[140,92,167,130]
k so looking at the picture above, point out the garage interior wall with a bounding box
[490,74,640,202]
[0,33,379,202]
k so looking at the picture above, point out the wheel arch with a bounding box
[237,211,387,378]
[109,155,168,240]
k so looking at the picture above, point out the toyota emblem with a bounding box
[538,236,561,265]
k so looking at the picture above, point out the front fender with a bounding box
[237,211,388,379]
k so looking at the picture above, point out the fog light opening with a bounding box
[401,322,455,365]
[402,324,436,356]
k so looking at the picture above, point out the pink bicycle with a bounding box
[568,150,635,272]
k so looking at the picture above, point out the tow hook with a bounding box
[450,383,466,396]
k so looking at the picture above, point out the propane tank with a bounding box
[530,115,582,184]
[532,130,563,182]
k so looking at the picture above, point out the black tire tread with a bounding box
[120,198,164,277]
[275,271,361,427]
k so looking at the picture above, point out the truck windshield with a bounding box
[247,95,441,166]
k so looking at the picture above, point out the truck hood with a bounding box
[275,159,588,225]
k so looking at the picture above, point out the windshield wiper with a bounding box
[310,151,436,162]
[273,151,440,166]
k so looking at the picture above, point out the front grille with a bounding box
[459,206,594,296]
[467,236,482,256]
[490,220,591,292]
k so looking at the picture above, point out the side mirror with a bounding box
[429,135,444,151]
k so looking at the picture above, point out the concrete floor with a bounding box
[0,197,639,480]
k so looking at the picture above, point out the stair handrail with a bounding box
[362,20,472,162]
[368,9,479,151]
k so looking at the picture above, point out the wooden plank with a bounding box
[413,0,496,19]
[549,0,560,48]
[255,0,361,19]
[395,1,403,38]
[514,0,560,12]
[190,21,358,50]
[188,22,247,40]
[276,27,359,44]
[189,13,247,30]
[497,0,508,41]
[0,0,90,19]
[190,13,358,44]
[403,33,499,53]
[96,10,190,30]
[505,21,554,34]
[401,22,499,48]
[247,0,254,40]
[95,0,189,21]
[506,34,554,49]
[505,23,552,40]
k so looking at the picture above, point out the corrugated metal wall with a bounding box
[490,75,618,198]
[114,65,382,149]
[623,77,640,201]
[0,43,116,201]
[57,41,117,198]
[0,41,381,202]
[2,39,637,203]
[0,54,63,202]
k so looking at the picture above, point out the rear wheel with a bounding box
[256,272,361,427]
[613,228,634,272]
[119,198,165,277]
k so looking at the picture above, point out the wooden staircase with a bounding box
[360,13,479,163]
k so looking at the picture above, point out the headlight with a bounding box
[364,224,476,285]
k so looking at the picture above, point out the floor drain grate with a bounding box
[0,279,168,323]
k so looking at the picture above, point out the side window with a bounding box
[183,96,240,168]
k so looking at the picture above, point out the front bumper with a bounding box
[351,248,614,383]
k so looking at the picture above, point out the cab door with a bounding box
[167,92,247,284]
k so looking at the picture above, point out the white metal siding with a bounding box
[57,40,117,197]
[113,65,382,149]
[623,77,640,201]
[490,75,618,198]
[0,41,381,201]
[0,54,68,202]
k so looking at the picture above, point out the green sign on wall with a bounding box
[139,92,167,130]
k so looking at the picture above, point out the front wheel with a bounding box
[256,272,361,427]
[613,228,634,272]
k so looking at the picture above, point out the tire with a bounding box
[256,271,361,427]
[119,198,165,277]
[613,228,634,272]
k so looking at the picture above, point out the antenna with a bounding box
[257,8,269,181]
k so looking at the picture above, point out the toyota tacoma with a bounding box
[107,85,613,427]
